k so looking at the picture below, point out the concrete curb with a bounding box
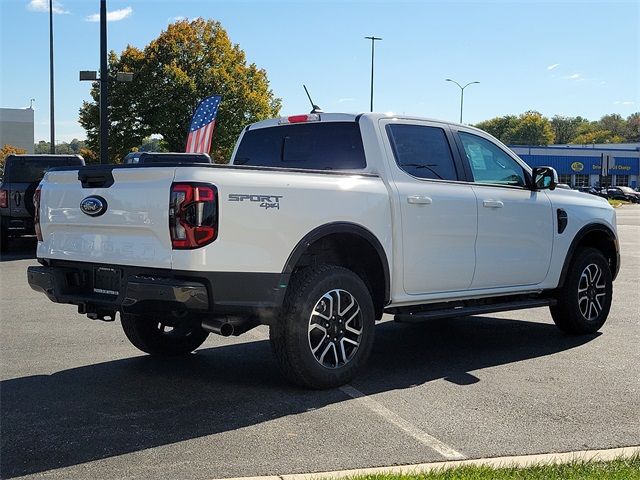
[217,446,640,480]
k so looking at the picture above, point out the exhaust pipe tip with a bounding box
[218,322,234,337]
[202,318,234,337]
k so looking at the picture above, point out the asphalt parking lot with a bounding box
[1,206,639,480]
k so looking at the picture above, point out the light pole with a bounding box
[49,0,55,153]
[99,0,108,164]
[80,2,133,164]
[445,79,479,124]
[365,36,382,112]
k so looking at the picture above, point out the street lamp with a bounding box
[79,1,133,164]
[49,0,55,153]
[445,79,479,124]
[365,36,382,112]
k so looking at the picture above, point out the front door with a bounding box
[455,130,553,288]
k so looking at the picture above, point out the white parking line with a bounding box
[243,327,464,459]
[339,384,465,460]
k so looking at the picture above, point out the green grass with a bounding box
[345,457,640,480]
[608,199,630,207]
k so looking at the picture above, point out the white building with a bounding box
[0,107,35,153]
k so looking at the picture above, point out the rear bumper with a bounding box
[27,259,289,321]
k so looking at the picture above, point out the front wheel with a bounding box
[550,248,613,334]
[270,265,376,389]
[121,313,209,356]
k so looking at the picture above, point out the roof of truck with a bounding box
[246,112,480,132]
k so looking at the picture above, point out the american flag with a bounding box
[186,95,222,153]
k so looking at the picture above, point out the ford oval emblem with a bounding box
[80,196,108,217]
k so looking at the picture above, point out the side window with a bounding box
[386,124,458,181]
[458,132,527,187]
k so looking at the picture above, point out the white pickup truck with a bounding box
[28,113,619,388]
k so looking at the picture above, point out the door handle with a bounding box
[407,195,433,205]
[483,200,504,208]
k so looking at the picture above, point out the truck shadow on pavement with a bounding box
[0,316,597,478]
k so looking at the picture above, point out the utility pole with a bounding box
[49,0,55,153]
[99,0,108,164]
[365,36,382,112]
[445,79,480,124]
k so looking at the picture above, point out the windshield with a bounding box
[5,157,83,183]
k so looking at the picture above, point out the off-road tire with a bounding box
[269,265,375,389]
[550,247,613,334]
[121,313,209,356]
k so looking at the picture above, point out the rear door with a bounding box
[454,129,553,288]
[381,119,478,294]
[38,166,176,268]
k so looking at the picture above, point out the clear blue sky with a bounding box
[1,0,638,143]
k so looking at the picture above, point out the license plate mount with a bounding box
[93,267,121,295]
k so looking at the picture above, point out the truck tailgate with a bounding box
[37,167,175,268]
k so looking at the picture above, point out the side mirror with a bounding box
[532,166,558,191]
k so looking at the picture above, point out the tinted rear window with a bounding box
[6,157,84,183]
[233,122,366,170]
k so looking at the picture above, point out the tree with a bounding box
[550,115,589,144]
[571,130,625,145]
[35,140,50,154]
[506,111,555,145]
[596,114,626,138]
[34,139,87,155]
[79,19,281,163]
[138,136,169,152]
[474,111,554,145]
[474,115,518,143]
[624,112,640,142]
[0,144,27,179]
[79,147,98,164]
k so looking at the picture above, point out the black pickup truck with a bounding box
[1,154,85,250]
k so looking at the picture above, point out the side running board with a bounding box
[394,298,556,323]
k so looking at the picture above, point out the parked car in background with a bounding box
[1,154,85,250]
[606,186,640,203]
[556,183,572,190]
[577,186,608,198]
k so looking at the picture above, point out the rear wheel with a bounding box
[550,248,612,334]
[269,265,375,389]
[121,313,209,356]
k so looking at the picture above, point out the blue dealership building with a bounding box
[510,143,640,188]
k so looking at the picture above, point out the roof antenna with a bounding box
[303,85,323,114]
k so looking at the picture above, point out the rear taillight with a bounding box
[169,183,218,249]
[0,190,7,208]
[34,187,43,241]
